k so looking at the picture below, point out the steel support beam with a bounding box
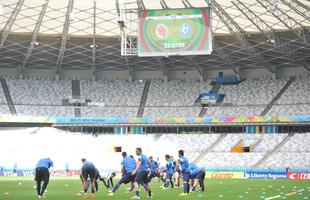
[233,0,310,71]
[125,57,133,78]
[181,1,240,74]
[213,39,240,75]
[20,1,49,72]
[205,0,275,73]
[257,0,309,44]
[156,57,168,76]
[56,0,74,73]
[0,0,25,48]
[182,0,192,8]
[187,56,204,76]
[279,0,310,23]
[91,0,96,76]
[137,0,146,10]
[159,0,169,9]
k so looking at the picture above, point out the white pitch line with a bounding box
[264,195,281,200]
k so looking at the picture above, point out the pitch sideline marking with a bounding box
[265,189,306,200]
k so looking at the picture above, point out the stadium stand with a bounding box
[199,152,266,168]
[205,105,265,117]
[0,86,7,104]
[144,106,201,118]
[15,105,74,117]
[80,80,144,106]
[219,77,287,105]
[146,80,211,106]
[0,77,309,118]
[267,104,310,116]
[260,153,310,170]
[81,106,138,118]
[6,78,71,106]
[277,76,310,104]
[0,127,309,170]
[0,105,10,115]
[156,134,221,161]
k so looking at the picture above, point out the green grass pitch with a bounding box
[0,177,309,200]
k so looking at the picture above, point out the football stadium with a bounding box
[0,0,309,199]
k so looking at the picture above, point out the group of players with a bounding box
[34,148,205,199]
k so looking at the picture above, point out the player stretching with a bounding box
[34,158,54,198]
[148,156,160,182]
[131,147,152,199]
[189,163,203,192]
[80,158,97,199]
[108,152,136,196]
[178,150,190,196]
[163,154,174,189]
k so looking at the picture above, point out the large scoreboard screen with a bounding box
[138,8,212,57]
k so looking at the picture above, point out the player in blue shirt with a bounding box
[35,158,54,198]
[80,158,97,199]
[148,156,160,182]
[108,152,136,196]
[178,150,190,196]
[163,154,174,189]
[189,164,205,192]
[131,147,152,199]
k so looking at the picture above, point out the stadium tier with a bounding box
[0,76,309,117]
[0,128,309,170]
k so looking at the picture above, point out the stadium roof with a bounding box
[0,0,309,74]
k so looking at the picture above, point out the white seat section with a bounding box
[212,134,288,153]
[277,76,310,104]
[0,105,10,115]
[220,77,287,105]
[15,105,74,117]
[278,133,310,152]
[253,134,288,152]
[205,106,265,117]
[81,107,138,118]
[0,85,7,104]
[6,78,71,106]
[199,153,266,168]
[80,80,144,106]
[144,107,201,118]
[267,104,310,116]
[260,153,310,170]
[146,80,211,106]
[157,134,221,152]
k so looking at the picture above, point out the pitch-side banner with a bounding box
[288,172,310,180]
[244,172,287,179]
[138,8,212,57]
[206,172,244,179]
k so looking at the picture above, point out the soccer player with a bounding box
[80,158,97,199]
[131,147,152,199]
[108,152,136,196]
[189,163,201,192]
[163,154,174,189]
[34,158,54,198]
[99,171,116,191]
[178,150,190,196]
[148,156,160,182]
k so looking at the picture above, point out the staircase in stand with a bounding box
[0,78,16,115]
[137,80,151,117]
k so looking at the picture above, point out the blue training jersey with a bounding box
[137,154,149,172]
[179,156,190,173]
[189,163,200,176]
[121,157,136,173]
[81,161,95,170]
[150,161,158,173]
[166,160,174,175]
[36,158,53,169]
